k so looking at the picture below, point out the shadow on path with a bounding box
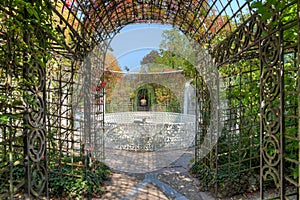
[100,149,209,200]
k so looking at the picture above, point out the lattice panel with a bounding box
[56,0,251,46]
[211,2,300,199]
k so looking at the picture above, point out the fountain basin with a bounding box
[104,112,195,152]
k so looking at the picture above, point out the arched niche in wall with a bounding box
[134,85,154,111]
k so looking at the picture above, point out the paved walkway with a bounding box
[100,148,297,200]
[100,149,213,200]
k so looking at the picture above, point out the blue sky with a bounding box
[109,23,172,72]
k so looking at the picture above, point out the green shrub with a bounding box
[49,157,111,199]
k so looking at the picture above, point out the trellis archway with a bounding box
[0,0,300,199]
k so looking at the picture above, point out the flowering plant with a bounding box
[96,81,107,92]
[101,81,107,88]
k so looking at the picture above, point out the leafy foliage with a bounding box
[249,0,295,20]
[190,58,261,197]
[48,155,111,198]
[154,29,196,73]
[0,152,111,199]
[151,83,181,112]
[191,161,260,197]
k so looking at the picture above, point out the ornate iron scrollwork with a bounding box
[260,31,283,198]
[24,62,47,199]
[211,5,286,198]
[213,14,267,64]
[30,163,47,197]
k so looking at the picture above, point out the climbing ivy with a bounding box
[0,0,66,198]
[0,0,62,124]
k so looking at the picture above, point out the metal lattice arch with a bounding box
[53,0,249,52]
[1,0,300,199]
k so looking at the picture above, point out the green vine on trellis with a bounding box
[0,0,64,124]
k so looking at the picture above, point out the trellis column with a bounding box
[84,54,92,147]
[259,24,284,199]
[22,2,49,198]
